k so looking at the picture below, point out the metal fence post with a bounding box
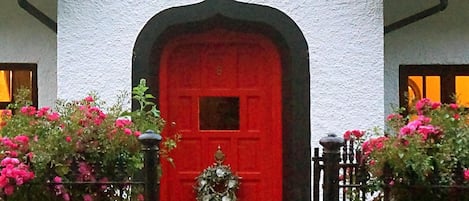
[138,130,162,201]
[319,133,344,201]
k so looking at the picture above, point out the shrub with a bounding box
[0,79,180,200]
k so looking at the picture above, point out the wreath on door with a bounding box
[195,147,241,201]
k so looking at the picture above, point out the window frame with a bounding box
[0,63,38,109]
[399,65,469,109]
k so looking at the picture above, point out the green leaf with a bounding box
[398,153,404,159]
[145,94,155,99]
[54,165,70,177]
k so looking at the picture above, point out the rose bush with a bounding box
[345,98,469,201]
[0,79,180,200]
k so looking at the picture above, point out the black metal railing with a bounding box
[313,134,369,201]
[1,130,161,201]
[313,134,469,201]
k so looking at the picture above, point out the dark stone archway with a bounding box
[132,0,310,200]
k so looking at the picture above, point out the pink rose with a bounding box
[47,112,60,121]
[20,106,36,116]
[14,135,29,144]
[83,194,93,201]
[63,193,70,201]
[84,96,94,103]
[115,118,132,128]
[4,184,15,195]
[53,176,62,183]
[65,136,72,143]
[0,175,8,188]
[386,113,403,121]
[124,128,132,135]
[450,103,459,110]
[343,131,351,141]
[138,194,144,201]
[134,131,142,137]
[36,107,50,117]
[351,130,364,139]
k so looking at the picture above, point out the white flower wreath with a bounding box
[195,163,241,201]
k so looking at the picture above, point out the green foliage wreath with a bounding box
[195,163,241,201]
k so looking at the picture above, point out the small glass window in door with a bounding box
[199,97,239,130]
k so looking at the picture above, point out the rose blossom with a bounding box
[134,131,142,137]
[137,194,144,201]
[20,106,36,116]
[386,113,403,121]
[84,96,94,103]
[115,118,132,128]
[83,194,93,201]
[343,130,365,140]
[124,128,132,135]
[449,103,459,110]
[53,176,62,183]
[47,112,60,121]
[36,107,50,117]
[3,185,14,195]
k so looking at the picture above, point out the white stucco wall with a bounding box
[58,0,384,147]
[0,0,57,107]
[384,0,469,115]
[306,0,384,146]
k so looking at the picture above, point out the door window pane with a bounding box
[199,97,240,130]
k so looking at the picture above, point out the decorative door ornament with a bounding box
[195,146,241,201]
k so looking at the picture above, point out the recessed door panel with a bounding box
[159,28,282,201]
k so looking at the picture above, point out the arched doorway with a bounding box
[132,1,311,200]
[159,28,282,201]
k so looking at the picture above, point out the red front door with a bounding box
[159,28,282,201]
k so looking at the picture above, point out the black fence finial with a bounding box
[319,133,344,201]
[138,130,162,201]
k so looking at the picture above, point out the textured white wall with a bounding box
[301,0,384,146]
[57,0,384,146]
[57,0,200,103]
[384,0,469,115]
[0,0,57,107]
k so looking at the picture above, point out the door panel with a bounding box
[160,29,281,201]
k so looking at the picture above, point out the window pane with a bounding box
[455,76,469,107]
[199,97,240,130]
[0,64,36,109]
[408,76,440,106]
[408,76,422,106]
[0,70,11,102]
[425,76,440,103]
[12,70,33,101]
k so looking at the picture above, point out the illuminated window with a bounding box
[400,65,469,110]
[0,63,37,110]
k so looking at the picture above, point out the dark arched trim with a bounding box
[132,0,310,200]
